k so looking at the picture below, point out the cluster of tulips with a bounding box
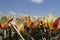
[0,13,60,33]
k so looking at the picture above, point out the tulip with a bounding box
[43,16,48,28]
[16,23,24,32]
[53,17,60,30]
[34,21,39,27]
[38,18,43,26]
[48,13,56,24]
[30,16,37,22]
[49,25,54,30]
[30,22,35,28]
[7,18,13,26]
[0,16,10,29]
[13,18,24,32]
[48,13,56,30]
[23,16,28,22]
[25,21,31,28]
[0,16,13,29]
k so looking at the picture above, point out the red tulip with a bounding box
[53,17,60,29]
[30,22,34,28]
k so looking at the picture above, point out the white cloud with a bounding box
[0,11,23,16]
[9,11,16,15]
[8,11,23,16]
[30,0,44,3]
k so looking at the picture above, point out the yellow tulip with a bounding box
[16,23,24,32]
[43,16,48,28]
[13,18,24,32]
[48,13,56,30]
[34,21,38,27]
[0,16,13,29]
[0,16,9,29]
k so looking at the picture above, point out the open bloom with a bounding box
[48,13,56,30]
[0,16,13,29]
[12,18,24,32]
[25,21,35,29]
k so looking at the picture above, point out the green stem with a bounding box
[46,28,50,40]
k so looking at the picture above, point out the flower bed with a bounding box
[0,13,60,40]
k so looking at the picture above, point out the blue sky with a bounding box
[0,0,60,17]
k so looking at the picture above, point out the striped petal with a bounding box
[13,18,24,32]
[48,13,56,30]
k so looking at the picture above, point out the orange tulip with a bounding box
[25,21,31,28]
[30,22,35,28]
[25,21,35,29]
[49,24,55,30]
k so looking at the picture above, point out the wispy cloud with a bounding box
[0,11,30,16]
[9,11,16,15]
[30,0,44,3]
[8,11,23,16]
[0,11,23,16]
